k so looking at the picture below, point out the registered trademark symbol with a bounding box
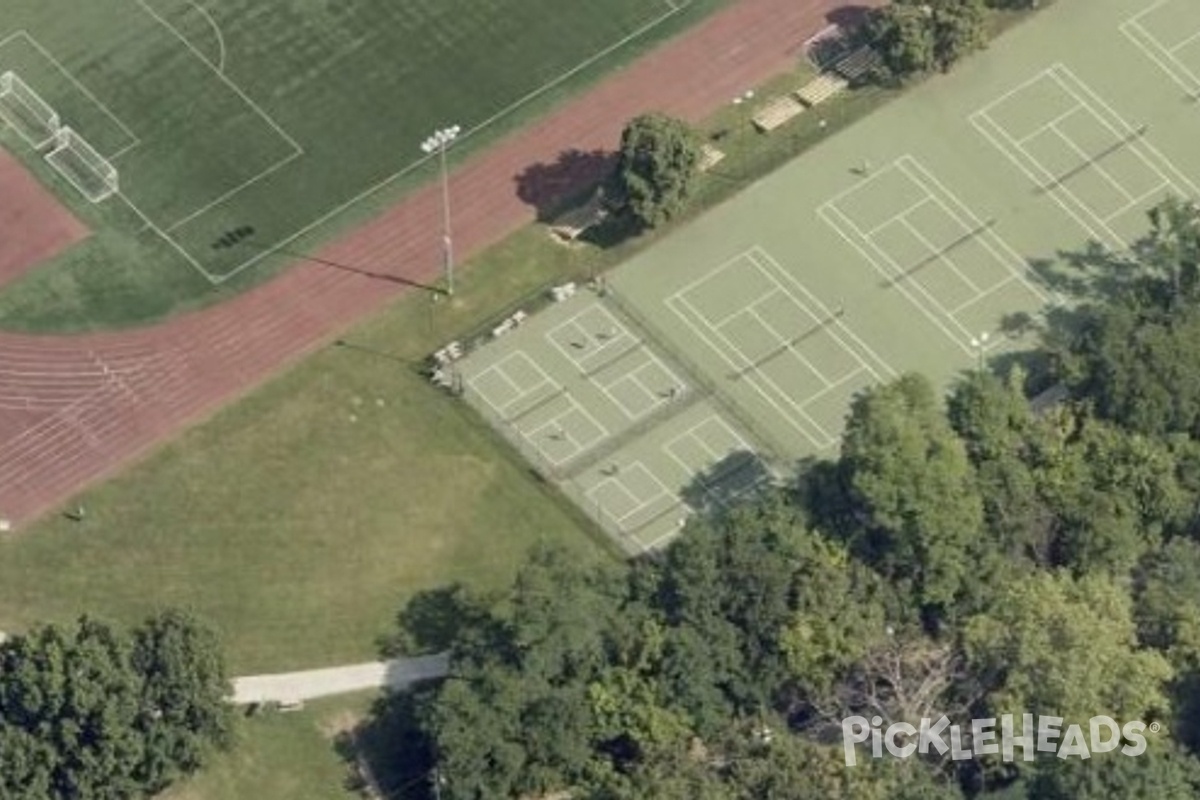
[1150,722,1161,733]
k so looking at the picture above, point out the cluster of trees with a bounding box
[0,611,232,799]
[398,197,1200,799]
[608,0,1049,230]
[865,0,1039,80]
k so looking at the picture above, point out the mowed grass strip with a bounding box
[0,0,722,330]
[0,243,612,675]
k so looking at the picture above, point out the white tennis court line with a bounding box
[743,305,832,386]
[663,414,754,477]
[1015,105,1084,146]
[0,30,140,155]
[1122,0,1200,93]
[522,393,609,466]
[864,196,933,238]
[819,203,975,355]
[819,160,983,325]
[895,156,1056,306]
[969,64,1198,250]
[670,292,835,449]
[898,216,983,294]
[469,350,557,419]
[545,304,634,371]
[593,351,686,421]
[751,248,901,382]
[586,461,674,525]
[668,248,892,449]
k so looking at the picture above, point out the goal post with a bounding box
[45,127,119,203]
[0,71,61,149]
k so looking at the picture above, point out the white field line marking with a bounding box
[134,0,301,153]
[166,150,303,231]
[192,0,693,283]
[186,0,226,72]
[0,30,140,154]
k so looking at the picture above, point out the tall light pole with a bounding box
[969,332,990,373]
[421,125,461,296]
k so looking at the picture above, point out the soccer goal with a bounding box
[45,127,119,202]
[0,71,61,149]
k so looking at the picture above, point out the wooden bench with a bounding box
[751,95,805,132]
[794,72,850,108]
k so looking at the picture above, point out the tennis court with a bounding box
[454,0,1200,553]
[457,290,773,552]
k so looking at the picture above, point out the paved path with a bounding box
[0,0,879,527]
[231,652,450,705]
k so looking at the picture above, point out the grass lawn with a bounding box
[0,0,723,331]
[161,692,378,800]
[0,11,910,678]
[0,237,613,674]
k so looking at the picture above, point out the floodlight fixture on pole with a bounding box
[969,332,990,372]
[421,125,461,296]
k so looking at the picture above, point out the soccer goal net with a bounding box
[45,127,119,202]
[0,71,61,149]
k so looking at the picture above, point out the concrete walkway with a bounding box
[231,652,449,705]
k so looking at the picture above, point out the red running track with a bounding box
[0,0,878,527]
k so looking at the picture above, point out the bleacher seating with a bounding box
[833,46,882,83]
[751,95,805,133]
[794,72,850,108]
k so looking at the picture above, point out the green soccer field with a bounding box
[456,0,1200,551]
[0,0,711,329]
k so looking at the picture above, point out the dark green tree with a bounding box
[868,0,988,78]
[0,614,231,800]
[839,373,985,611]
[614,112,703,229]
[1027,739,1200,799]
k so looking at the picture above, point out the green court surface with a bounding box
[456,0,1200,551]
[0,0,710,328]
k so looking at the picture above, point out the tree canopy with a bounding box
[0,611,231,799]
[386,200,1200,800]
[614,112,703,229]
